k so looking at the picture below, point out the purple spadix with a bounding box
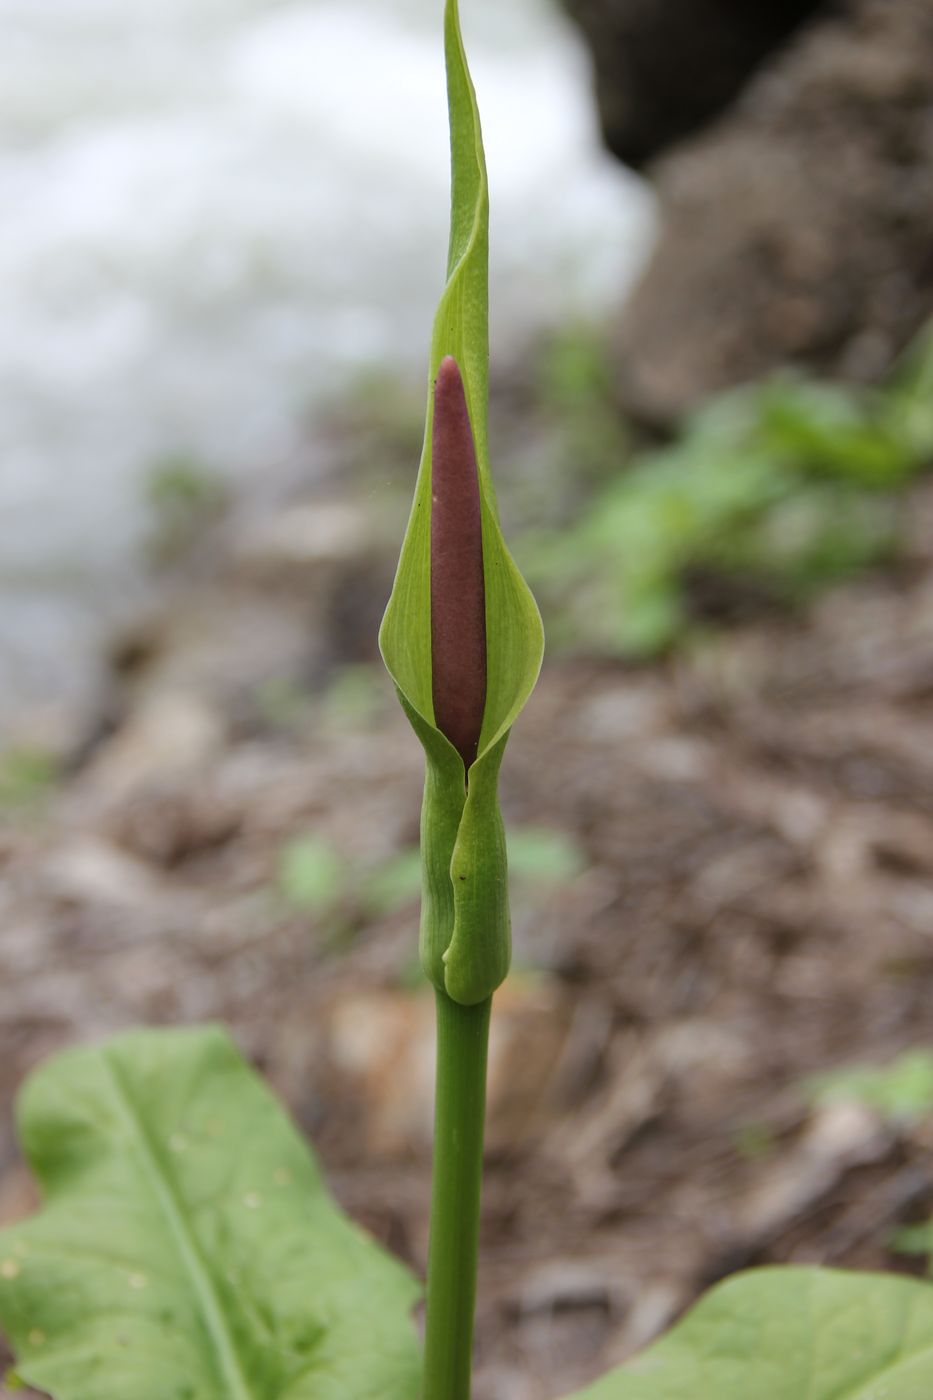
[430,355,487,773]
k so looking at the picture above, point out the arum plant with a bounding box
[379,7,542,1391]
[378,14,543,1386]
[4,5,933,1400]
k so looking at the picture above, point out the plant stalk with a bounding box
[422,989,492,1400]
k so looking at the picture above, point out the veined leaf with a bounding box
[378,0,544,1006]
[0,1026,420,1400]
[563,1266,933,1399]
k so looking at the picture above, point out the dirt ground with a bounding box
[3,479,933,1399]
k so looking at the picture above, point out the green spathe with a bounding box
[0,1026,420,1400]
[563,1266,933,1400]
[378,0,544,1006]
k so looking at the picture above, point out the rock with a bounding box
[517,1259,621,1317]
[737,1100,894,1245]
[322,979,573,1158]
[486,979,576,1153]
[224,497,393,667]
[229,501,373,586]
[324,990,436,1156]
[103,497,389,720]
[571,0,933,421]
[105,785,241,869]
[42,838,165,909]
[110,594,322,715]
[563,0,822,168]
[82,692,226,802]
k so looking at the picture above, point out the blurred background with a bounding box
[2,0,933,1395]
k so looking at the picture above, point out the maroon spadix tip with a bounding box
[430,355,487,775]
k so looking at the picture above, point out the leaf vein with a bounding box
[830,1341,933,1400]
[103,1048,255,1400]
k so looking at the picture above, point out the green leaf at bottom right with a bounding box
[566,1266,933,1400]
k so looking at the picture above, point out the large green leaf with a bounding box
[378,0,544,1006]
[565,1266,933,1399]
[0,1026,420,1400]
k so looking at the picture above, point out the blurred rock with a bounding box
[737,1100,894,1246]
[105,785,241,869]
[517,1258,620,1317]
[229,501,372,586]
[486,980,576,1153]
[101,495,390,730]
[323,980,573,1158]
[571,0,933,420]
[43,838,165,909]
[325,990,436,1156]
[110,595,320,715]
[563,0,821,168]
[83,692,225,802]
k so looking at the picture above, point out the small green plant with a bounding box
[890,1222,933,1265]
[0,746,58,816]
[359,826,585,922]
[319,664,385,730]
[360,847,424,918]
[525,351,933,656]
[506,825,586,886]
[276,835,346,916]
[144,454,228,563]
[807,1051,933,1274]
[3,5,933,1399]
[808,1049,933,1125]
[733,1119,777,1162]
[253,675,314,732]
[532,322,631,499]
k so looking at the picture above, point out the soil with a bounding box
[3,478,933,1398]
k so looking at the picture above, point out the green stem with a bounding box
[422,990,492,1400]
